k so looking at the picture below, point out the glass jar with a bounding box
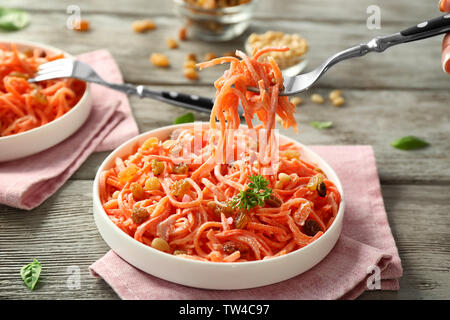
[173,0,259,42]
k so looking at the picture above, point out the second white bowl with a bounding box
[0,39,91,162]
[92,123,345,290]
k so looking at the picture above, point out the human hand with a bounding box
[439,0,450,73]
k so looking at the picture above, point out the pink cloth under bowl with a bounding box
[90,145,403,300]
[0,50,138,210]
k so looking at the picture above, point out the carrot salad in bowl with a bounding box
[98,47,341,262]
[0,44,86,137]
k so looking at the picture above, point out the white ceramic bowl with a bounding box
[92,123,345,290]
[0,39,91,162]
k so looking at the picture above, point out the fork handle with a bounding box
[105,83,215,114]
[367,14,450,53]
[400,14,450,40]
[159,91,215,114]
[327,14,450,68]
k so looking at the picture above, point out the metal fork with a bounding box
[28,58,216,113]
[249,14,450,96]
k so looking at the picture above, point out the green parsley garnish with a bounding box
[230,175,272,211]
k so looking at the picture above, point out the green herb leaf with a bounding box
[0,8,30,31]
[174,112,195,124]
[230,175,272,211]
[390,136,429,150]
[311,121,333,129]
[20,259,42,291]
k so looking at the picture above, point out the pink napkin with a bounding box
[90,145,402,300]
[0,50,138,210]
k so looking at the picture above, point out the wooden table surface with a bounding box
[1,0,449,300]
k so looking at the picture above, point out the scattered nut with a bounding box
[290,97,302,106]
[186,53,197,62]
[184,53,199,80]
[132,19,156,33]
[150,53,170,68]
[166,38,178,49]
[328,89,342,101]
[184,60,197,69]
[311,93,325,104]
[179,27,187,41]
[331,96,345,107]
[184,68,199,80]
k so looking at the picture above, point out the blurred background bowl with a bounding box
[173,0,259,42]
[0,39,91,162]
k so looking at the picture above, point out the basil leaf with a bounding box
[174,112,195,124]
[311,121,333,129]
[20,259,42,291]
[0,8,30,31]
[390,136,429,150]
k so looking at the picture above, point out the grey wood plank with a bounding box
[70,87,450,183]
[0,180,118,299]
[0,9,447,89]
[1,181,449,299]
[361,184,450,299]
[9,0,439,23]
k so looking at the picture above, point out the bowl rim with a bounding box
[173,0,258,14]
[0,38,90,142]
[93,122,345,267]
